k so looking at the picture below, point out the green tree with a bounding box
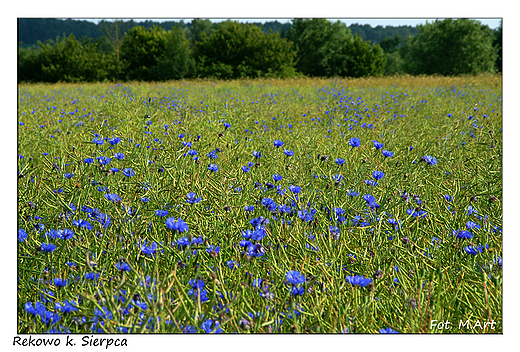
[194,21,297,79]
[287,19,354,77]
[401,19,497,75]
[493,20,502,72]
[151,27,194,80]
[120,25,193,81]
[186,19,215,46]
[343,35,387,77]
[287,19,386,77]
[19,34,108,82]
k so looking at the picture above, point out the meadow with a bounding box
[17,74,502,334]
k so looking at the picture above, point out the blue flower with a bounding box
[113,152,125,160]
[85,272,100,280]
[208,164,219,172]
[84,158,94,164]
[456,230,473,239]
[289,185,301,194]
[115,261,131,272]
[422,155,437,165]
[466,221,481,230]
[64,173,74,179]
[444,194,453,202]
[286,271,306,285]
[201,319,222,333]
[73,219,94,230]
[155,209,168,217]
[53,278,69,287]
[104,193,122,203]
[252,151,263,158]
[122,168,135,177]
[165,217,189,233]
[18,229,28,242]
[241,165,250,173]
[186,192,201,204]
[109,137,121,145]
[346,275,373,287]
[335,158,345,166]
[379,327,399,334]
[372,170,384,180]
[372,140,384,149]
[283,149,294,156]
[272,174,283,182]
[349,137,361,147]
[273,140,284,147]
[382,150,393,157]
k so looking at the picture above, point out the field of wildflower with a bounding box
[17,74,502,334]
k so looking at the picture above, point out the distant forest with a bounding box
[18,18,420,48]
[17,18,501,82]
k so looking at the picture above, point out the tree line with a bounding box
[18,18,502,83]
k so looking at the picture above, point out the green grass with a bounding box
[17,75,502,334]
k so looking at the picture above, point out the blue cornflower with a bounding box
[283,149,294,156]
[252,151,263,158]
[53,278,69,288]
[289,185,301,194]
[104,193,122,203]
[273,140,284,147]
[18,229,28,242]
[176,237,190,248]
[379,327,399,334]
[186,192,201,204]
[335,158,345,166]
[208,164,219,172]
[73,219,94,230]
[298,208,316,222]
[64,173,74,179]
[272,174,283,182]
[244,205,255,212]
[382,150,393,157]
[155,209,168,217]
[347,189,359,197]
[188,279,209,302]
[456,230,473,239]
[140,240,159,256]
[201,319,222,333]
[84,158,94,164]
[349,137,361,147]
[223,122,231,129]
[55,300,79,314]
[364,180,378,186]
[372,170,384,180]
[93,137,104,145]
[122,168,135,177]
[85,272,100,280]
[422,155,437,165]
[165,217,189,233]
[226,260,239,269]
[466,221,481,230]
[109,137,121,145]
[372,140,384,149]
[113,152,125,160]
[346,275,373,287]
[445,194,453,202]
[207,150,218,159]
[115,261,131,272]
[241,166,250,173]
[464,246,479,255]
[286,271,306,285]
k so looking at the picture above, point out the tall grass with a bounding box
[17,75,502,333]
